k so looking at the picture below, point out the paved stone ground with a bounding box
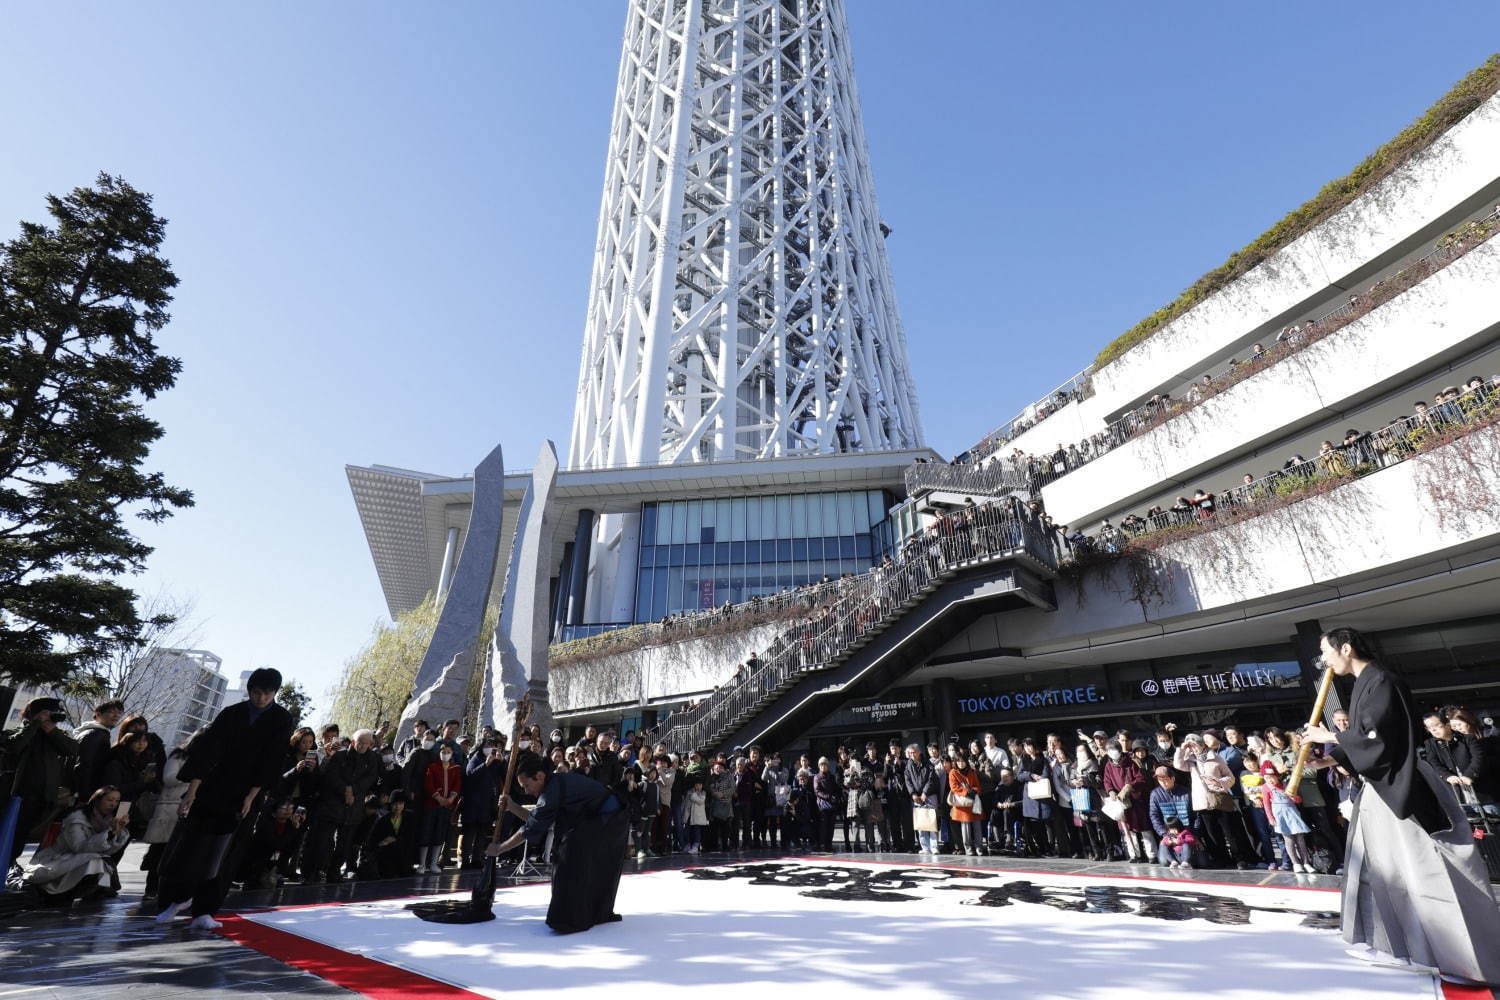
[0,842,1342,997]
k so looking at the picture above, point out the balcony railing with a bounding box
[551,578,848,665]
[644,497,1060,753]
[1075,380,1499,551]
[960,368,1095,461]
[952,208,1500,489]
[903,459,1028,497]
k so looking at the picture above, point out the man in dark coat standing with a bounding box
[883,740,912,852]
[903,743,940,854]
[460,739,505,867]
[155,668,294,930]
[69,698,123,800]
[487,752,627,935]
[309,728,380,881]
[1306,627,1500,986]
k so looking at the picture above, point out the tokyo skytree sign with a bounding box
[569,0,924,470]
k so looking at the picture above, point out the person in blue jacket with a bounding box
[1148,765,1196,867]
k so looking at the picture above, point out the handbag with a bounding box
[1026,777,1053,801]
[1204,788,1236,812]
[1069,787,1092,813]
[912,804,938,832]
[1198,762,1238,812]
[947,790,973,809]
[1101,797,1127,821]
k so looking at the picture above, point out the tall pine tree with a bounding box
[0,173,192,687]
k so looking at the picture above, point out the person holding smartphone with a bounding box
[21,784,132,904]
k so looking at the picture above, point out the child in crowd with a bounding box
[994,769,1023,852]
[1259,760,1314,873]
[1160,818,1197,868]
[345,794,382,879]
[683,776,708,855]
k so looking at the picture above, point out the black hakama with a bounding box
[545,806,628,934]
[1331,662,1500,982]
[519,770,629,935]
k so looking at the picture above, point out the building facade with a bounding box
[126,648,229,748]
[349,19,1500,750]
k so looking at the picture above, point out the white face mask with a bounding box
[382,754,395,765]
[421,738,435,751]
[518,740,531,751]
[439,752,453,763]
[1106,749,1122,760]
[1157,740,1172,749]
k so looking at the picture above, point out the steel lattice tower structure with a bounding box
[569,0,924,470]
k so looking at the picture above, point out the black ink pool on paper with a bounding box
[685,863,1338,927]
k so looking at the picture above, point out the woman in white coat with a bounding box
[142,737,194,897]
[24,786,132,904]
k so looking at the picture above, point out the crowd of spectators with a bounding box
[1066,376,1500,556]
[5,665,1496,926]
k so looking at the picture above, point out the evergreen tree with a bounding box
[278,680,315,728]
[0,174,192,687]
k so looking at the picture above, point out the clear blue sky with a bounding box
[1,4,1495,718]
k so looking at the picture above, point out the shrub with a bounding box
[1093,55,1500,372]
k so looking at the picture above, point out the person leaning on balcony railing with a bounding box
[1186,374,1212,404]
[1191,489,1216,519]
[1342,428,1372,466]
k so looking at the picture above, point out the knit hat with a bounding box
[1259,760,1279,778]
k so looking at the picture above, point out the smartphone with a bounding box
[116,801,132,820]
[305,751,317,761]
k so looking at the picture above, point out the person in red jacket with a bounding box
[419,747,462,873]
[948,754,984,855]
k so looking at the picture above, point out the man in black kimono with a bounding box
[155,668,294,930]
[486,751,627,934]
[1305,627,1500,986]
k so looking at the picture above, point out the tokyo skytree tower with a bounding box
[568,0,924,470]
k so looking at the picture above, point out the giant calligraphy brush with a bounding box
[1288,666,1334,796]
[410,695,532,924]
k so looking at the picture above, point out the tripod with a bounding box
[509,805,552,878]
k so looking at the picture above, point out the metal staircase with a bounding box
[648,497,1060,753]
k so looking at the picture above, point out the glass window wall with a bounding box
[633,489,894,621]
